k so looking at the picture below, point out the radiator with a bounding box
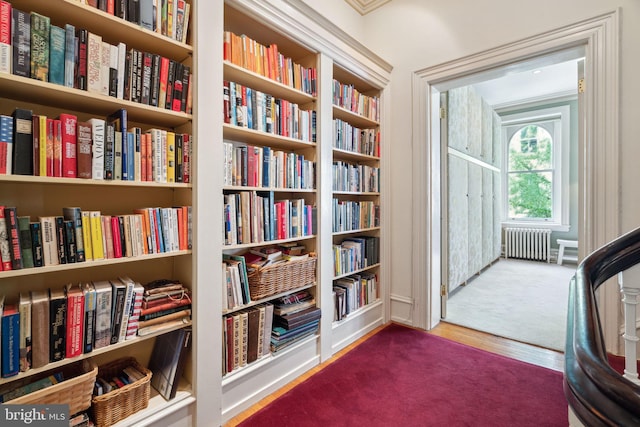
[504,227,552,263]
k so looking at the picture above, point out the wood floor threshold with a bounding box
[224,321,564,426]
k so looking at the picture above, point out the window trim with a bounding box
[501,105,571,232]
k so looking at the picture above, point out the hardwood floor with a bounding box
[224,321,564,426]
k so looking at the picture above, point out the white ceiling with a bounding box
[472,59,580,109]
[344,0,391,15]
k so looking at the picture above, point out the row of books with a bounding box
[1,109,192,183]
[223,191,316,246]
[1,5,192,113]
[222,141,315,190]
[79,0,191,43]
[332,199,380,233]
[0,205,192,272]
[332,161,380,193]
[332,79,380,123]
[333,273,378,321]
[333,236,380,277]
[270,290,320,353]
[333,118,380,157]
[223,303,274,375]
[224,81,317,143]
[93,362,146,396]
[223,30,317,96]
[0,277,190,379]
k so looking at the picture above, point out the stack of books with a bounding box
[270,290,320,353]
[138,280,191,336]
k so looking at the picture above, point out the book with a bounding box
[58,113,78,178]
[93,280,112,349]
[109,279,126,344]
[29,221,43,267]
[82,282,96,353]
[75,28,88,90]
[80,211,93,261]
[4,207,22,270]
[49,287,67,363]
[32,114,46,177]
[28,290,48,369]
[0,1,10,74]
[0,114,12,174]
[1,302,19,377]
[65,284,85,358]
[63,207,86,263]
[48,25,65,85]
[0,372,63,403]
[30,12,50,81]
[148,326,191,400]
[77,121,93,179]
[11,8,30,78]
[125,282,144,339]
[0,207,13,271]
[116,276,136,342]
[17,216,34,268]
[107,108,127,179]
[64,23,76,87]
[86,31,102,94]
[54,216,67,264]
[11,108,33,175]
[87,118,105,180]
[89,211,104,260]
[52,118,62,177]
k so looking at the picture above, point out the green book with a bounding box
[48,25,65,85]
[30,12,50,82]
[17,216,34,268]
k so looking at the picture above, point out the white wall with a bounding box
[299,0,367,42]
[357,0,640,326]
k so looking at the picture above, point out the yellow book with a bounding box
[81,211,93,261]
[89,211,104,260]
[38,115,47,176]
[166,131,175,183]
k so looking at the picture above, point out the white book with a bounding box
[101,41,111,96]
[87,118,105,180]
[117,276,136,342]
[93,280,112,349]
[117,42,126,99]
[39,216,59,266]
[86,32,103,94]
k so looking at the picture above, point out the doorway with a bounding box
[409,11,620,350]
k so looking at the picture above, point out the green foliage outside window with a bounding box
[508,125,553,219]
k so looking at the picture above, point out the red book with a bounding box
[75,29,88,90]
[58,113,78,178]
[101,215,114,259]
[111,215,122,258]
[0,205,12,270]
[158,56,169,109]
[53,119,63,177]
[65,284,85,358]
[145,133,153,182]
[76,121,93,179]
[139,297,191,317]
[0,1,10,75]
[223,80,230,124]
[182,134,190,183]
[4,207,22,270]
[45,119,54,177]
[225,316,234,373]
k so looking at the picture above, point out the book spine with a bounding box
[110,284,125,344]
[63,207,85,263]
[17,217,33,268]
[29,222,43,267]
[65,291,84,358]
[89,211,104,260]
[104,119,115,179]
[4,207,22,270]
[77,121,92,179]
[49,293,66,362]
[52,119,62,177]
[0,207,12,270]
[30,12,50,81]
[64,220,77,263]
[48,25,65,85]
[81,211,93,261]
[1,310,19,377]
[18,295,32,371]
[59,114,78,178]
[93,286,112,349]
[150,53,160,107]
[75,28,88,90]
[88,118,105,180]
[83,286,96,353]
[11,8,30,78]
[86,31,102,94]
[141,52,152,105]
[0,0,10,74]
[64,24,75,87]
[54,216,67,264]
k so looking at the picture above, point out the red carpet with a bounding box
[238,323,567,427]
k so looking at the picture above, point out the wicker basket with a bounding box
[248,254,317,300]
[6,359,97,416]
[91,357,152,427]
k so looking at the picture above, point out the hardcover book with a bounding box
[1,303,20,378]
[109,279,126,344]
[87,118,105,180]
[148,327,191,400]
[75,28,88,90]
[86,31,102,94]
[4,207,22,270]
[89,211,104,260]
[58,113,78,178]
[30,290,49,368]
[0,114,12,175]
[0,0,10,74]
[82,282,96,353]
[30,12,50,81]
[11,8,30,78]
[39,216,59,267]
[76,121,93,179]
[48,25,65,85]
[92,280,112,349]
[11,108,33,175]
[65,284,84,358]
[0,206,12,271]
[29,221,43,267]
[64,23,75,87]
[49,287,66,362]
[18,293,31,371]
[62,207,86,263]
[17,216,33,268]
[81,211,93,261]
[54,216,67,264]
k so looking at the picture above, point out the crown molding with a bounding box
[344,0,391,15]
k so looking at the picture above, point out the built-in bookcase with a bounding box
[330,64,384,351]
[0,0,196,425]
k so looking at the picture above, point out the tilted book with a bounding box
[148,327,191,400]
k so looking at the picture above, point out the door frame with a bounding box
[410,11,620,350]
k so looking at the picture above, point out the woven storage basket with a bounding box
[91,357,152,427]
[6,359,97,416]
[248,254,317,300]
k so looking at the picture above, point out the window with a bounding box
[501,105,570,231]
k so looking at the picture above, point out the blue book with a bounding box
[127,132,135,181]
[64,24,76,88]
[1,303,20,378]
[262,146,271,188]
[48,25,65,85]
[246,87,253,129]
[106,109,127,180]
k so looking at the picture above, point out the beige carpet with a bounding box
[444,258,576,352]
